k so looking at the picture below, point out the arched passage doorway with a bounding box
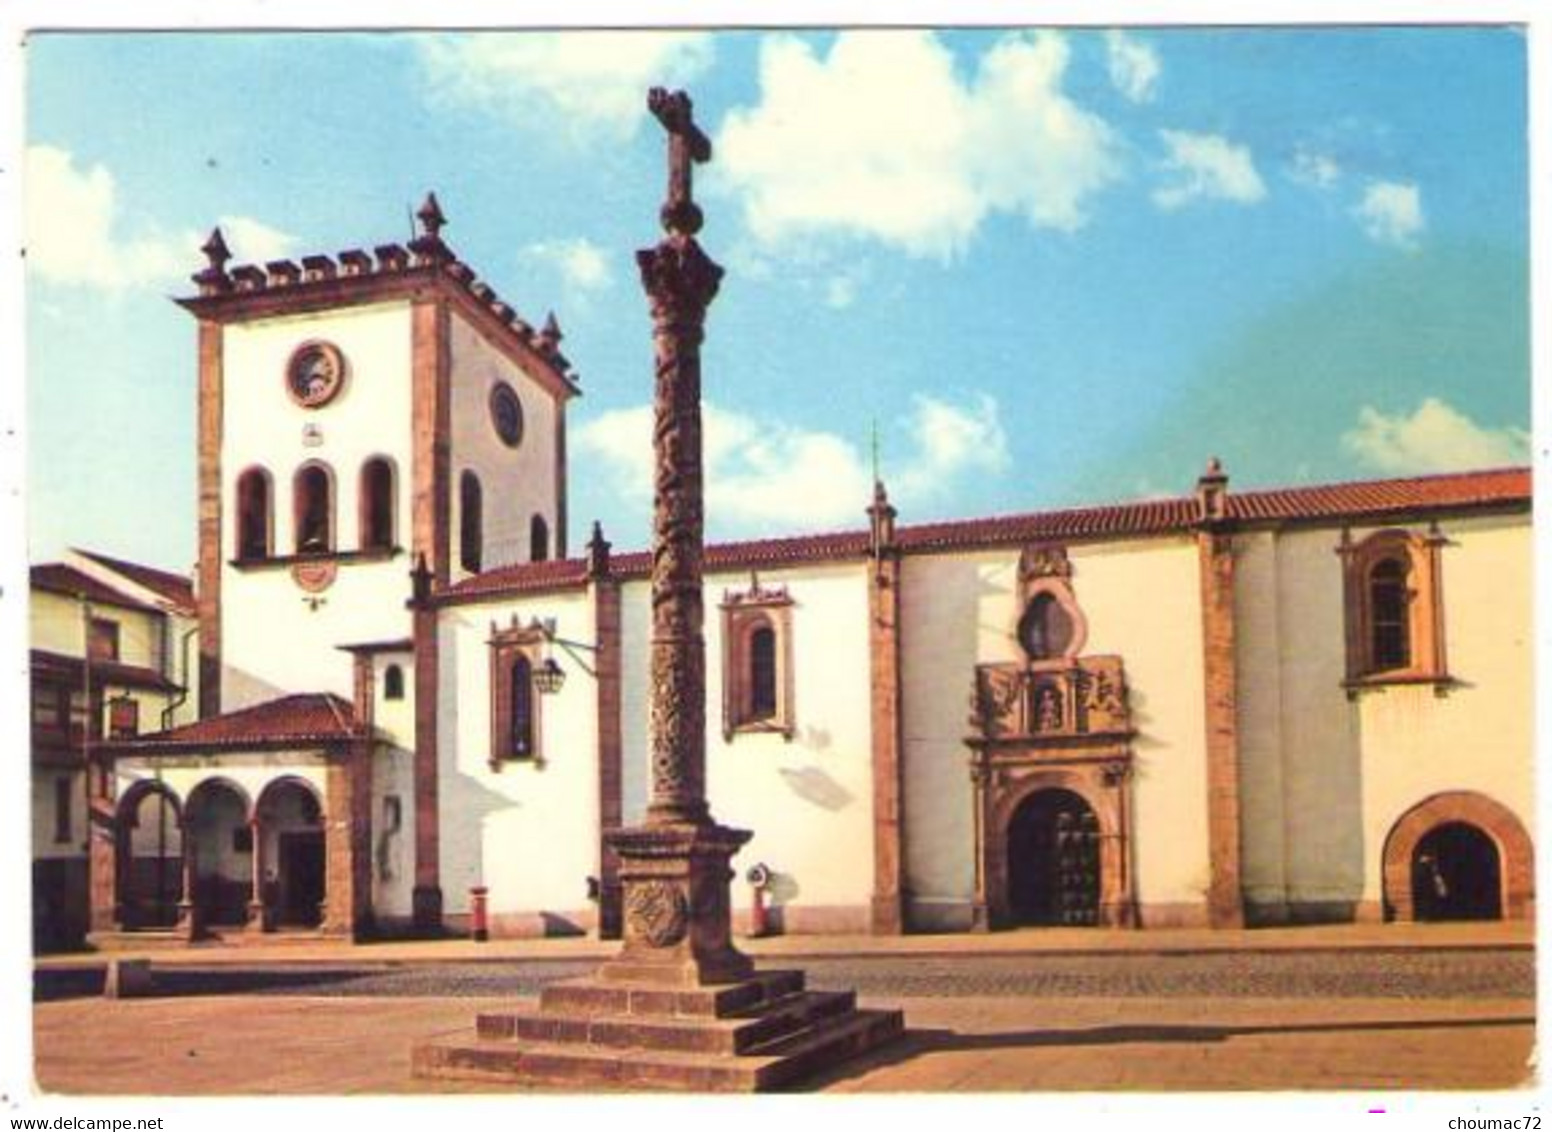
[186,779,253,929]
[117,782,183,930]
[1412,822,1502,922]
[1383,791,1533,922]
[1006,788,1101,926]
[256,778,325,929]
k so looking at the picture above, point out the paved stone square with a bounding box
[29,944,1536,1094]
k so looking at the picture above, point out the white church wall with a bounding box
[1068,536,1212,924]
[703,562,875,932]
[438,590,600,935]
[899,536,1213,928]
[1353,514,1533,896]
[447,314,560,577]
[369,650,417,923]
[1233,531,1292,915]
[1233,513,1531,922]
[898,551,987,931]
[219,302,416,706]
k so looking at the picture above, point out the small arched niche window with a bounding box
[236,467,273,560]
[1339,527,1447,688]
[359,458,396,553]
[530,514,550,563]
[383,663,405,701]
[509,655,535,758]
[293,464,334,555]
[1368,557,1411,671]
[489,621,544,768]
[460,471,483,574]
[748,624,778,720]
[720,581,795,740]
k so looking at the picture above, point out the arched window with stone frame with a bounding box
[236,466,274,561]
[460,470,483,574]
[719,579,795,741]
[293,462,335,555]
[488,619,545,768]
[1338,526,1448,688]
[359,457,397,553]
[530,513,550,563]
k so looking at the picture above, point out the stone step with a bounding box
[477,989,856,1055]
[537,968,806,1019]
[412,1007,905,1093]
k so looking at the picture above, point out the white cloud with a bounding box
[26,145,295,290]
[1152,130,1266,211]
[574,392,1008,532]
[1353,180,1424,248]
[1343,398,1528,474]
[523,238,614,293]
[1289,146,1341,190]
[716,30,1121,259]
[415,32,714,144]
[1105,31,1160,103]
[216,215,299,263]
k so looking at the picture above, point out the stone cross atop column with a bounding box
[636,87,725,830]
[598,87,751,987]
[648,87,711,238]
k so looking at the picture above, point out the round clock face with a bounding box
[286,341,347,408]
[490,382,524,447]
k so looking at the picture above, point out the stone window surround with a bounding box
[719,580,795,742]
[1014,545,1089,670]
[488,619,546,770]
[1338,526,1448,691]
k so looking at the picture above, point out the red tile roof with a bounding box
[106,693,362,752]
[31,649,182,694]
[440,466,1529,606]
[30,564,162,613]
[1226,467,1529,522]
[73,550,197,615]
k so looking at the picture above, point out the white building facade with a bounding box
[73,203,1533,943]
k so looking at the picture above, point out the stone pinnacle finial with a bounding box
[586,521,612,579]
[417,192,447,239]
[201,227,232,272]
[1196,456,1230,524]
[539,312,564,349]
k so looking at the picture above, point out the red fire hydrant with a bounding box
[746,864,772,938]
[469,885,489,942]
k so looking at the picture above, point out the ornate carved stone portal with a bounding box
[968,545,1138,930]
[415,89,901,1091]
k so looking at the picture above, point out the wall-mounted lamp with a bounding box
[529,617,598,695]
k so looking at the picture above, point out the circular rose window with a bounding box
[286,341,347,408]
[490,382,524,447]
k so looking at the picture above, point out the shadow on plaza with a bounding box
[804,1016,1536,1088]
[33,965,384,1002]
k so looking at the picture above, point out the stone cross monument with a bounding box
[415,89,901,1089]
[600,87,755,987]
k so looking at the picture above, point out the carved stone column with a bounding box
[602,87,752,987]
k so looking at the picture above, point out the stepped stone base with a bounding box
[412,968,904,1092]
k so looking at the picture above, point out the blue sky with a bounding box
[24,26,1530,570]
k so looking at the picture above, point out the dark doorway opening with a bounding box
[1007,788,1100,926]
[277,832,325,928]
[1412,822,1501,921]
